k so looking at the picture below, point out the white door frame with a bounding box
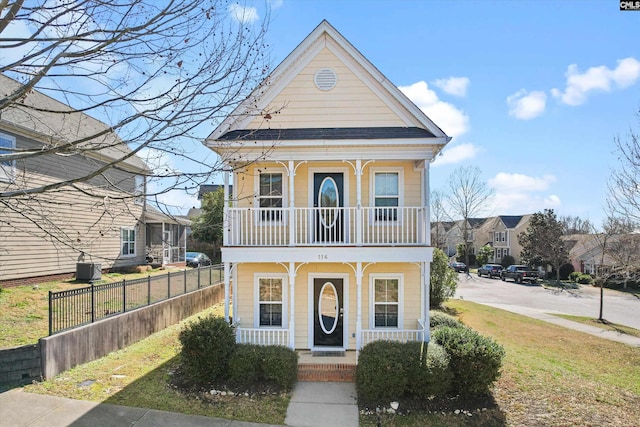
[307,272,350,351]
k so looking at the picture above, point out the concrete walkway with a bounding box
[0,381,359,427]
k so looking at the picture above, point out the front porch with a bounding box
[296,350,357,382]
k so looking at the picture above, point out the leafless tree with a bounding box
[0,0,273,259]
[446,166,494,266]
[608,109,640,224]
[559,214,593,235]
[430,189,449,251]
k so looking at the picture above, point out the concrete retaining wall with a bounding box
[40,283,224,379]
[0,344,41,389]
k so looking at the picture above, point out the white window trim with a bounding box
[369,167,404,225]
[121,226,137,258]
[369,273,404,329]
[254,167,288,225]
[253,273,288,328]
[0,132,16,183]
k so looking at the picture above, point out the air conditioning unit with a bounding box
[76,262,102,282]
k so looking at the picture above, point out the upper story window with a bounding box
[259,172,283,221]
[121,227,136,257]
[0,132,16,182]
[372,170,401,221]
[494,231,506,243]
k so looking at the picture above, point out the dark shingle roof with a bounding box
[217,127,436,141]
[198,184,232,200]
[499,215,523,229]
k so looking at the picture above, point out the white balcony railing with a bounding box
[227,206,426,247]
[360,329,425,347]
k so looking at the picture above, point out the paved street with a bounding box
[455,274,640,330]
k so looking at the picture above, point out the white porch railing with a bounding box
[228,206,426,246]
[360,328,425,348]
[236,327,289,346]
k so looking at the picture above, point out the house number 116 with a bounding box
[318,254,328,260]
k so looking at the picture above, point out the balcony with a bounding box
[227,206,427,247]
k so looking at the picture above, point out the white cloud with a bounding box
[432,143,478,166]
[269,0,284,9]
[489,172,560,214]
[229,4,260,24]
[433,77,470,97]
[551,57,640,106]
[399,81,470,137]
[507,89,547,120]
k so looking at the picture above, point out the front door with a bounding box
[313,278,344,348]
[313,173,344,243]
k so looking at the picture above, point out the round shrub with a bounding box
[356,341,409,403]
[228,344,261,387]
[559,263,575,280]
[432,326,505,396]
[404,341,453,399]
[577,273,593,284]
[261,345,298,391]
[569,271,581,283]
[178,314,236,383]
[430,310,464,330]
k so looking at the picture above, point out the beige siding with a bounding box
[235,262,422,350]
[0,132,145,282]
[248,48,406,129]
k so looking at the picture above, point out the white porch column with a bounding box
[223,169,230,246]
[423,161,431,246]
[288,262,296,349]
[232,264,238,323]
[423,261,431,342]
[224,262,230,322]
[355,160,363,246]
[356,262,363,349]
[288,161,295,247]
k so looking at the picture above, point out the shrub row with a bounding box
[569,271,593,284]
[178,314,298,391]
[356,341,452,403]
[357,316,505,402]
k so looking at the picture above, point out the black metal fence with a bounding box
[49,264,224,335]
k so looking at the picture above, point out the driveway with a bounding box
[455,274,640,330]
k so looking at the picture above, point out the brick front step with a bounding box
[297,363,356,382]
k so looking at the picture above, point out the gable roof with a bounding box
[499,215,524,229]
[206,20,450,154]
[0,74,149,173]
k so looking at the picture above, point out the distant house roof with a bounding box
[217,127,436,141]
[198,184,232,200]
[468,218,488,228]
[0,73,149,173]
[499,215,524,229]
[144,205,190,225]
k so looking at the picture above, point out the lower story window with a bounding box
[372,277,400,327]
[121,227,136,257]
[259,277,283,327]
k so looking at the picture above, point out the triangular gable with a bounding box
[208,20,449,143]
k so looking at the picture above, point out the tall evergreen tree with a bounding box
[518,209,568,283]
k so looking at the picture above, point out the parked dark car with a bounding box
[501,265,539,284]
[185,252,212,268]
[449,262,468,273]
[477,264,503,279]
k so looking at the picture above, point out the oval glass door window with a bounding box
[318,177,338,228]
[318,282,338,334]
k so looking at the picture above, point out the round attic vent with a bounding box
[314,68,337,91]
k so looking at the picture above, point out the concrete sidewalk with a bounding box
[0,381,359,427]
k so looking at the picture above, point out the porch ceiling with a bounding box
[221,246,434,263]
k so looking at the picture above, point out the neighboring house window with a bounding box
[259,172,283,221]
[370,274,403,328]
[495,231,506,243]
[134,175,145,205]
[371,169,402,221]
[256,276,286,327]
[121,227,136,257]
[0,132,16,182]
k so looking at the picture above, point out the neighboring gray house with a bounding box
[0,74,151,283]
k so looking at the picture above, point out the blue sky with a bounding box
[237,0,639,228]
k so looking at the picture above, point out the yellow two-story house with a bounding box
[205,21,450,355]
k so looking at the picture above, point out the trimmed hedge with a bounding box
[429,310,464,329]
[432,326,505,396]
[260,345,299,389]
[356,341,451,403]
[178,314,236,383]
[228,344,262,387]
